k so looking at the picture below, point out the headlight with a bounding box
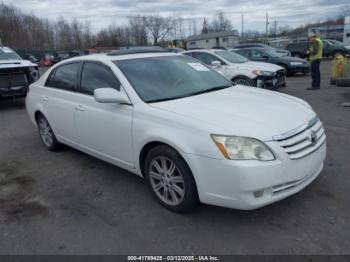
[211,135,275,161]
[29,66,40,81]
[253,70,276,76]
[290,62,303,66]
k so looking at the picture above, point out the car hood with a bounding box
[0,59,37,69]
[238,61,283,72]
[151,86,316,141]
[278,56,308,64]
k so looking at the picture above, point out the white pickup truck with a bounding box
[0,46,39,99]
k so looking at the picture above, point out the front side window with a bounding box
[114,55,232,103]
[234,49,250,58]
[49,62,80,91]
[250,49,264,59]
[192,52,222,65]
[80,62,120,95]
[214,50,249,63]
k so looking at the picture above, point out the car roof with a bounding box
[183,49,221,53]
[56,51,180,64]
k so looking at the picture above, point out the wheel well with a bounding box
[139,141,168,177]
[232,75,250,81]
[34,111,44,122]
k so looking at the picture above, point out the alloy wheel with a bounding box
[38,117,54,147]
[148,156,185,206]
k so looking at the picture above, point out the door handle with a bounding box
[75,105,85,112]
[42,96,49,102]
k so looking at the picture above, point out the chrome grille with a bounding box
[273,116,326,160]
[0,73,27,88]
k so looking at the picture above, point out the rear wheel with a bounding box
[144,145,198,212]
[36,114,60,151]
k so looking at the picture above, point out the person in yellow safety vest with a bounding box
[306,34,323,90]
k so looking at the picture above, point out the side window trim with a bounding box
[78,61,121,96]
[45,68,56,87]
[44,61,82,92]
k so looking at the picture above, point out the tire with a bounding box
[232,76,255,87]
[335,78,350,87]
[278,64,290,76]
[144,145,198,213]
[36,114,61,151]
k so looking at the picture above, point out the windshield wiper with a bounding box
[147,85,232,103]
[186,85,232,97]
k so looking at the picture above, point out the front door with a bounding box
[74,62,134,169]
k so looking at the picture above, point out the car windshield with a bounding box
[115,55,233,103]
[0,47,22,60]
[214,50,249,63]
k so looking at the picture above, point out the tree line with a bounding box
[0,2,236,51]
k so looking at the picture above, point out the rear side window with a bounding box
[47,62,80,91]
[80,62,120,95]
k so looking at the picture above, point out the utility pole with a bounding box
[274,20,278,39]
[241,14,244,42]
[266,12,269,44]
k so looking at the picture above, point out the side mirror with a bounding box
[211,60,222,67]
[94,87,131,104]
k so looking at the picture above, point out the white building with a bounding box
[186,31,239,50]
[344,16,350,47]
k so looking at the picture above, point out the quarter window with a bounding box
[47,62,80,91]
[80,62,120,95]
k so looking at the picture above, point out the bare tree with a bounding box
[129,15,148,46]
[211,11,232,32]
[201,17,210,34]
[145,15,173,45]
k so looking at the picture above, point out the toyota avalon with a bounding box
[26,49,326,212]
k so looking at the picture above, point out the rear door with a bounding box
[74,61,134,169]
[42,62,81,143]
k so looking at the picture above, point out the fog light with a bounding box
[254,190,264,198]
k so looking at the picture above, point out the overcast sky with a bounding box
[3,0,350,33]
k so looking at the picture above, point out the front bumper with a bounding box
[256,75,286,89]
[185,141,326,210]
[0,86,28,98]
[289,64,310,74]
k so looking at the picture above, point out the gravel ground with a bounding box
[0,61,349,255]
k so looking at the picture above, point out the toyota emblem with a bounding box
[309,130,318,145]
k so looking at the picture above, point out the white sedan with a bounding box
[26,49,326,212]
[183,49,286,89]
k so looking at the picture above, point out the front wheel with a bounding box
[144,145,198,213]
[36,114,61,151]
[232,77,255,87]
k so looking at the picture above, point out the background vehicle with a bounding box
[39,54,55,66]
[57,51,70,61]
[26,49,326,212]
[234,43,291,56]
[24,53,39,63]
[232,47,310,75]
[286,40,349,58]
[0,47,39,99]
[183,49,286,88]
[165,47,185,53]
